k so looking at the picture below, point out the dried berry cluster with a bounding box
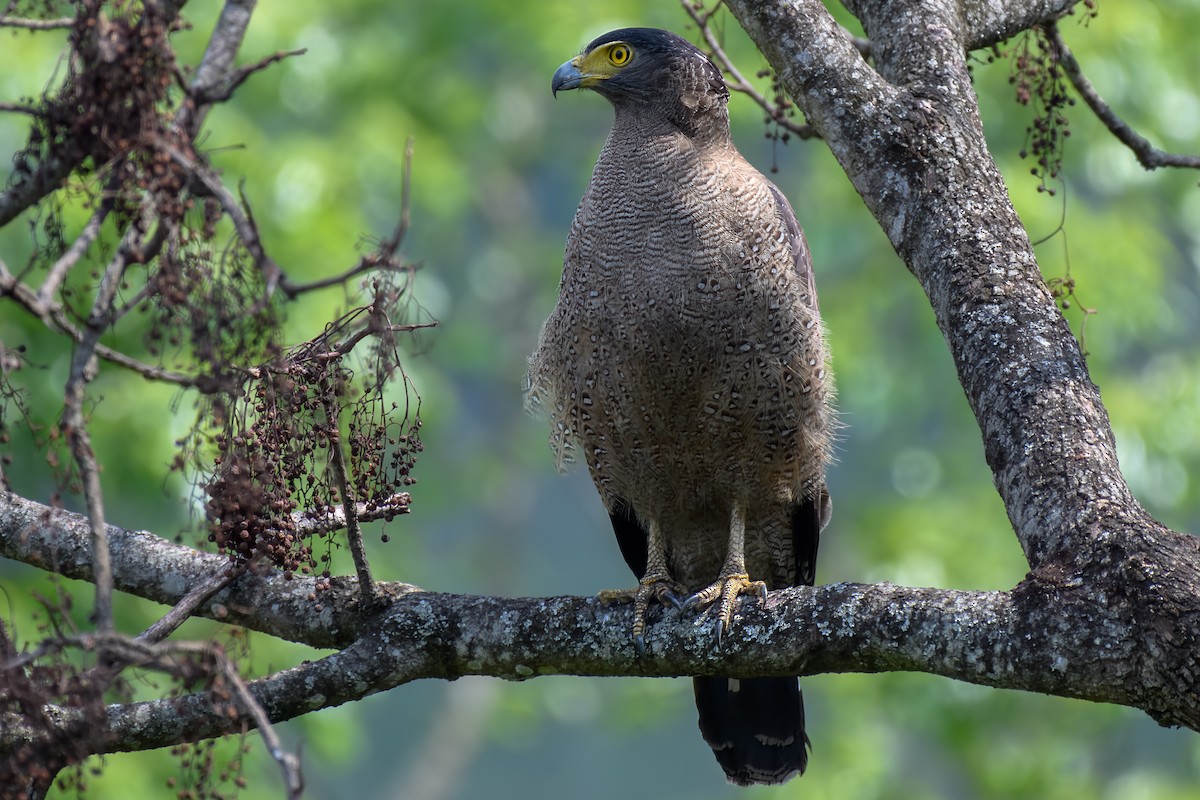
[205,357,348,575]
[1009,26,1075,195]
[0,582,128,790]
[757,68,798,141]
[204,295,423,576]
[12,2,192,226]
[148,243,282,395]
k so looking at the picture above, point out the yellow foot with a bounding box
[681,573,768,638]
[598,574,684,655]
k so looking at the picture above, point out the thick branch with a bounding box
[3,549,1197,760]
[840,0,1082,51]
[726,0,1137,566]
[3,490,1199,757]
[0,492,415,649]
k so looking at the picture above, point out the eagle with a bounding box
[527,27,834,785]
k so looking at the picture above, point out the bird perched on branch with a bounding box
[527,27,834,786]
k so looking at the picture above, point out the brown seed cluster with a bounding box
[13,2,190,222]
[204,322,422,575]
[1009,25,1076,195]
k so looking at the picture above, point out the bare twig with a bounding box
[294,492,412,535]
[0,15,73,30]
[279,138,417,298]
[137,568,240,644]
[195,47,308,104]
[325,381,380,607]
[680,0,818,140]
[38,184,118,305]
[2,268,202,387]
[1048,22,1200,171]
[0,101,40,115]
[1,631,213,674]
[61,217,167,634]
[214,650,305,799]
[170,147,285,292]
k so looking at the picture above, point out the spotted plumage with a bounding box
[527,27,834,786]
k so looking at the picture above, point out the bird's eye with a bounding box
[608,44,631,66]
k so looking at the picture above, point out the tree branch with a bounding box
[840,0,1083,52]
[726,0,1137,567]
[3,557,1196,760]
[176,0,258,137]
[1048,22,1200,170]
[0,492,416,649]
[3,488,1199,759]
[0,15,73,30]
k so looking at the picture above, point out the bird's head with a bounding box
[552,28,730,138]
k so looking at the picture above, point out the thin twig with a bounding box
[170,146,285,292]
[4,273,201,386]
[214,650,305,799]
[0,15,73,29]
[680,0,818,140]
[61,217,165,634]
[195,47,308,104]
[279,138,416,298]
[0,101,40,115]
[38,184,118,305]
[294,492,412,536]
[1048,22,1200,171]
[137,568,239,644]
[325,381,380,608]
[2,631,212,673]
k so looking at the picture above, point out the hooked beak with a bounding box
[551,58,586,97]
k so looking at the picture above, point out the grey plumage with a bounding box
[528,27,834,785]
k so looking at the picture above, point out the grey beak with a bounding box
[552,59,585,97]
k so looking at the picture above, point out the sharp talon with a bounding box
[634,634,646,656]
[680,593,701,613]
[664,592,684,609]
[757,583,768,603]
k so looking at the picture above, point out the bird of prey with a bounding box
[526,27,834,786]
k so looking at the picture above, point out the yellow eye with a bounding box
[608,44,631,66]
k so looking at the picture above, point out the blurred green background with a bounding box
[2,1,1200,798]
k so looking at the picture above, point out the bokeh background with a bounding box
[3,2,1200,798]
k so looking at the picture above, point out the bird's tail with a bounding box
[693,676,809,786]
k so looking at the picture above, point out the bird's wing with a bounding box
[767,182,819,314]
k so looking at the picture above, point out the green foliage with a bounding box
[2,1,1200,798]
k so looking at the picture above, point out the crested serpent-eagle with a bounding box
[526,27,835,786]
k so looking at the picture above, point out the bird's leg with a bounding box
[681,501,768,635]
[598,519,683,653]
